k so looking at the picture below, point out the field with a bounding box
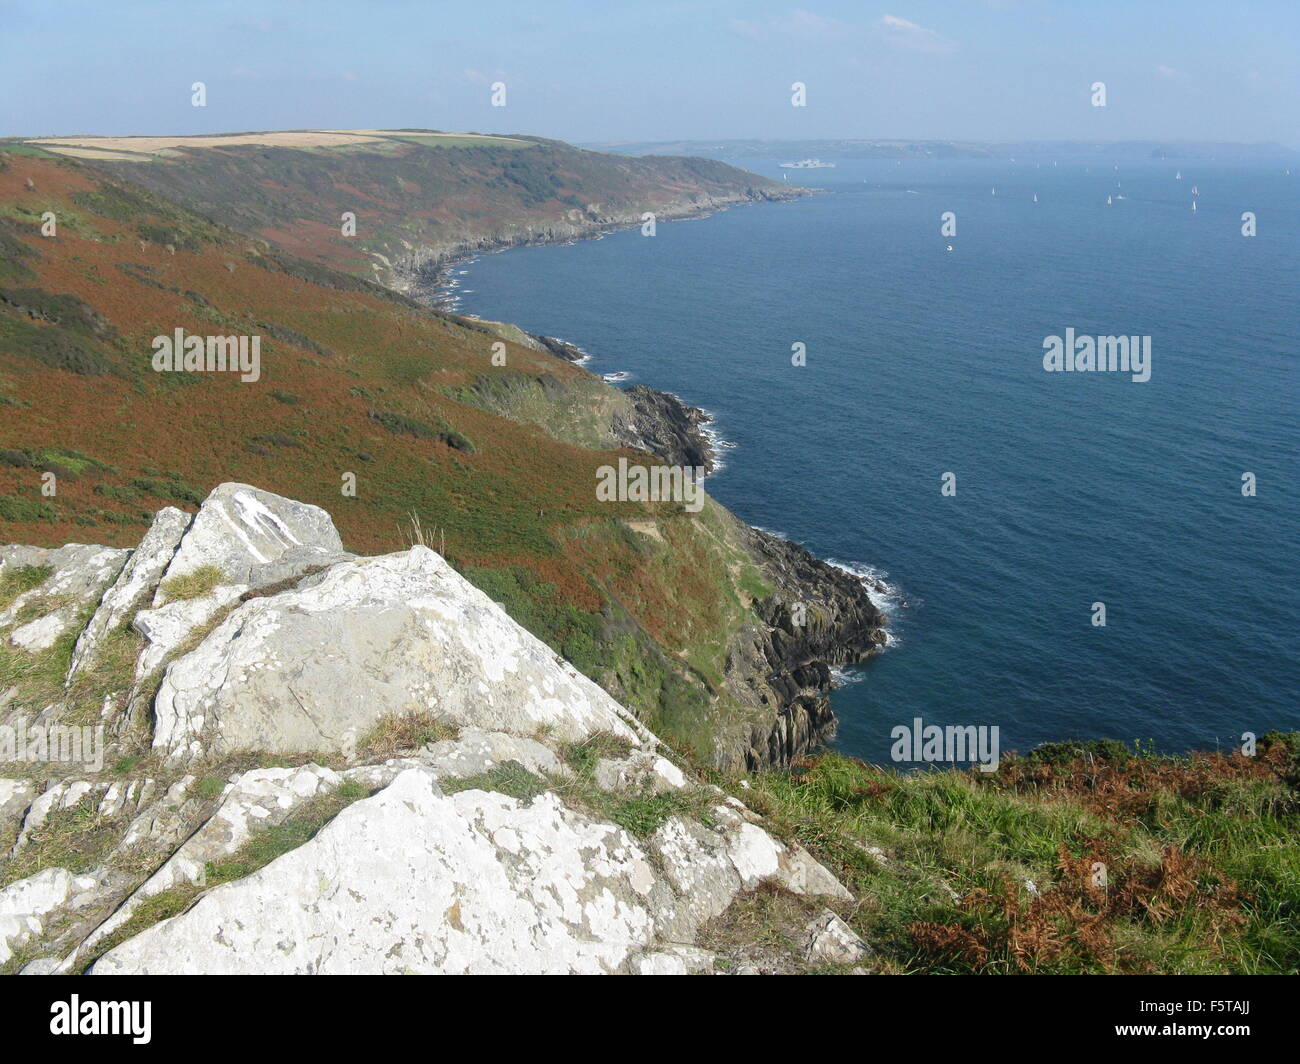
[23,130,534,162]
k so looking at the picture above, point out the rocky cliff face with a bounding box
[0,485,868,974]
[725,527,889,769]
[428,329,889,772]
[610,384,718,473]
[603,384,888,768]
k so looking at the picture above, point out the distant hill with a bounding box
[584,137,1298,162]
[11,129,803,295]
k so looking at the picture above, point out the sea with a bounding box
[445,154,1299,766]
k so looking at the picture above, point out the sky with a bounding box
[1,1,1296,146]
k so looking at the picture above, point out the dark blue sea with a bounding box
[449,156,1299,765]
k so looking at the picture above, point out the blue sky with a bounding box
[1,1,1296,145]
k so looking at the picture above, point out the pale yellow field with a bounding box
[27,130,530,160]
[30,146,153,161]
[30,131,383,154]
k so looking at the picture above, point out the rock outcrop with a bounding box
[722,526,889,770]
[0,484,856,974]
[151,545,643,765]
[611,385,717,473]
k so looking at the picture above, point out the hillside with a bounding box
[14,129,805,294]
[0,146,882,769]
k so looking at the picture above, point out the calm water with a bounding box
[451,156,1299,765]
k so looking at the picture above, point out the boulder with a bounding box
[803,910,871,967]
[151,546,645,764]
[150,483,348,597]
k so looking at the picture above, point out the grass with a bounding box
[0,614,83,718]
[548,735,718,836]
[734,738,1300,974]
[356,709,458,760]
[443,761,551,801]
[158,564,224,603]
[561,732,637,776]
[203,779,371,886]
[0,563,51,611]
[0,795,124,888]
[697,882,834,975]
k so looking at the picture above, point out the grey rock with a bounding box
[803,909,871,967]
[0,544,129,651]
[150,482,347,597]
[92,768,664,974]
[150,546,646,764]
[67,507,190,681]
[421,728,566,780]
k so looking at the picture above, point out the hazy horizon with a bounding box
[3,1,1297,148]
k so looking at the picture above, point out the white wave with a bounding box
[830,665,868,687]
[827,558,904,646]
[545,337,594,365]
[697,418,737,475]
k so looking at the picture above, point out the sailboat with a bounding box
[1192,200,1197,212]
[1107,195,1113,205]
[991,187,996,195]
[1191,184,1199,195]
[1176,170,1182,180]
[1033,193,1038,203]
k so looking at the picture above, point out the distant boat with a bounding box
[991,187,996,195]
[1033,193,1038,203]
[1192,200,1197,212]
[1191,185,1199,195]
[1115,194,1126,200]
[779,158,835,169]
[1107,195,1113,205]
[1176,170,1182,180]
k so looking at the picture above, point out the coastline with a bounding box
[396,185,815,313]
[400,189,892,770]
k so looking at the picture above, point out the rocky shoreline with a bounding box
[395,184,811,310]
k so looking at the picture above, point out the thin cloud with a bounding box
[880,14,957,53]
